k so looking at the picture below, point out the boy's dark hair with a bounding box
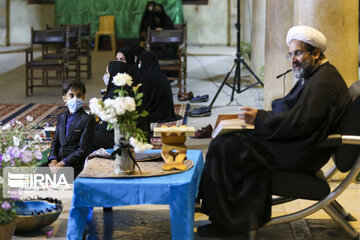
[62,81,86,96]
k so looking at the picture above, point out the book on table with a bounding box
[212,114,254,138]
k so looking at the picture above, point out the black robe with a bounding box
[138,51,181,123]
[199,62,351,231]
[139,1,157,41]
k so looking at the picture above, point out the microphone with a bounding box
[276,69,292,79]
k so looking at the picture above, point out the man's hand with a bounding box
[155,27,163,31]
[50,161,65,175]
[48,160,58,167]
[238,106,258,125]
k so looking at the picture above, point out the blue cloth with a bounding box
[67,150,204,240]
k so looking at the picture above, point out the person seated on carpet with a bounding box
[138,50,182,123]
[92,61,150,151]
[102,48,137,89]
[130,46,146,64]
[197,26,351,237]
[47,81,95,178]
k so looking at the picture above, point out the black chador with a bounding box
[138,51,181,123]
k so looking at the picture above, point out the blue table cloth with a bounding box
[67,150,204,240]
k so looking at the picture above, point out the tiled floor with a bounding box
[1,45,359,240]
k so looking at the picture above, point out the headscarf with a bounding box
[148,4,174,30]
[286,26,327,52]
[138,51,181,123]
[115,48,135,65]
[103,61,131,100]
[139,1,157,38]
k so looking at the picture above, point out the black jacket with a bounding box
[49,108,95,177]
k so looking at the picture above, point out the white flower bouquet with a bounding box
[89,73,152,153]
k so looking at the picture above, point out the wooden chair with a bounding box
[25,27,69,96]
[45,25,81,81]
[147,26,187,94]
[61,23,92,79]
[94,16,116,51]
[249,96,360,240]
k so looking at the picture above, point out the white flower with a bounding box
[2,124,11,130]
[3,154,11,162]
[15,120,23,126]
[13,136,21,146]
[112,73,133,87]
[89,97,103,115]
[34,134,43,142]
[123,97,136,112]
[129,137,153,153]
[103,98,115,108]
[113,97,126,115]
[26,115,33,122]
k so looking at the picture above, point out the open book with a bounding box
[212,114,254,138]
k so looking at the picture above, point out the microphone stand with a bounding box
[207,0,263,110]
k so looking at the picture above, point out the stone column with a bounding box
[293,0,358,87]
[264,0,294,109]
[251,0,266,82]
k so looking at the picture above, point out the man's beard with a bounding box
[292,60,314,80]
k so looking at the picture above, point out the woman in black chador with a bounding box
[147,3,174,31]
[138,51,181,123]
[92,61,150,151]
[139,1,156,41]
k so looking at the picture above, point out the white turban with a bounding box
[286,26,327,52]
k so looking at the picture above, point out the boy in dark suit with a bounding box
[48,81,95,178]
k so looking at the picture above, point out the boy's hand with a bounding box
[50,161,65,174]
[48,160,58,167]
[238,106,258,125]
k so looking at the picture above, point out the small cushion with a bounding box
[159,60,181,66]
[27,60,63,66]
[271,170,330,200]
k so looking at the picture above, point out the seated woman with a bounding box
[148,3,175,32]
[93,61,150,151]
[139,1,156,41]
[147,3,177,60]
[138,51,181,123]
[102,48,137,89]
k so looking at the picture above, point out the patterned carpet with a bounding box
[0,103,190,148]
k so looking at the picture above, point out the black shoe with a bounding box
[190,94,209,103]
[189,106,211,117]
[197,223,247,238]
[103,207,112,212]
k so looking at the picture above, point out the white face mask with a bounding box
[67,97,83,113]
[103,73,109,86]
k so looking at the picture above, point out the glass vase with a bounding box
[113,125,135,175]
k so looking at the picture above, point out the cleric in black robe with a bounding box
[92,61,150,151]
[197,26,352,237]
[138,51,182,123]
